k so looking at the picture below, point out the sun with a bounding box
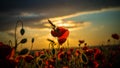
[54,20,75,27]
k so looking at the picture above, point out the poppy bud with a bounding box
[112,33,119,40]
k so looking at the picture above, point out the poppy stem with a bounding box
[14,19,23,53]
[30,43,33,51]
[67,38,69,48]
[8,40,12,47]
[49,43,51,49]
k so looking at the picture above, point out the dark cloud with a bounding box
[0,0,120,31]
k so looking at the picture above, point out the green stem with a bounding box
[14,20,23,53]
[8,40,12,47]
[30,43,33,51]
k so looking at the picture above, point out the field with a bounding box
[0,42,120,68]
[0,20,120,68]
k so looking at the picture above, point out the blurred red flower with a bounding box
[57,51,65,60]
[58,38,66,45]
[93,60,99,68]
[6,48,15,60]
[75,49,81,56]
[66,50,72,61]
[24,55,34,63]
[15,56,23,63]
[111,33,119,40]
[85,49,94,57]
[35,51,40,57]
[0,42,12,59]
[69,48,74,53]
[88,60,99,68]
[51,27,69,45]
[93,48,105,60]
[51,27,67,37]
[94,48,101,54]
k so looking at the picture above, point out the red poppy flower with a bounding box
[69,48,74,53]
[88,60,99,68]
[66,50,72,61]
[75,49,81,56]
[51,27,69,45]
[47,58,55,67]
[46,49,50,54]
[111,33,119,40]
[94,52,104,60]
[0,43,12,59]
[6,48,15,60]
[24,55,34,63]
[58,38,66,45]
[93,60,99,68]
[45,60,49,65]
[93,48,104,60]
[51,27,67,37]
[85,49,94,57]
[57,51,65,60]
[35,51,40,57]
[94,48,101,54]
[40,50,44,55]
[15,56,23,63]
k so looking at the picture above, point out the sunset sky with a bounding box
[0,0,120,51]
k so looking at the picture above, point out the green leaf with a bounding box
[52,48,55,55]
[81,53,88,64]
[32,38,34,43]
[20,28,25,35]
[38,60,42,65]
[19,48,29,55]
[40,55,46,59]
[20,38,27,43]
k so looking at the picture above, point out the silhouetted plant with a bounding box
[30,38,35,51]
[8,40,13,47]
[111,33,119,40]
[47,38,56,49]
[18,48,29,55]
[14,20,27,53]
[111,33,119,44]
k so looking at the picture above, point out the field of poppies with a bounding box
[0,42,120,68]
[0,20,120,68]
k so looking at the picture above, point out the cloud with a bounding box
[41,7,120,23]
[1,7,119,33]
[0,0,120,32]
[43,20,91,31]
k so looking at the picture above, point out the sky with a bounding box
[0,0,120,50]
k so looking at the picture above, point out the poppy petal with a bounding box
[58,30,69,45]
[58,38,66,45]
